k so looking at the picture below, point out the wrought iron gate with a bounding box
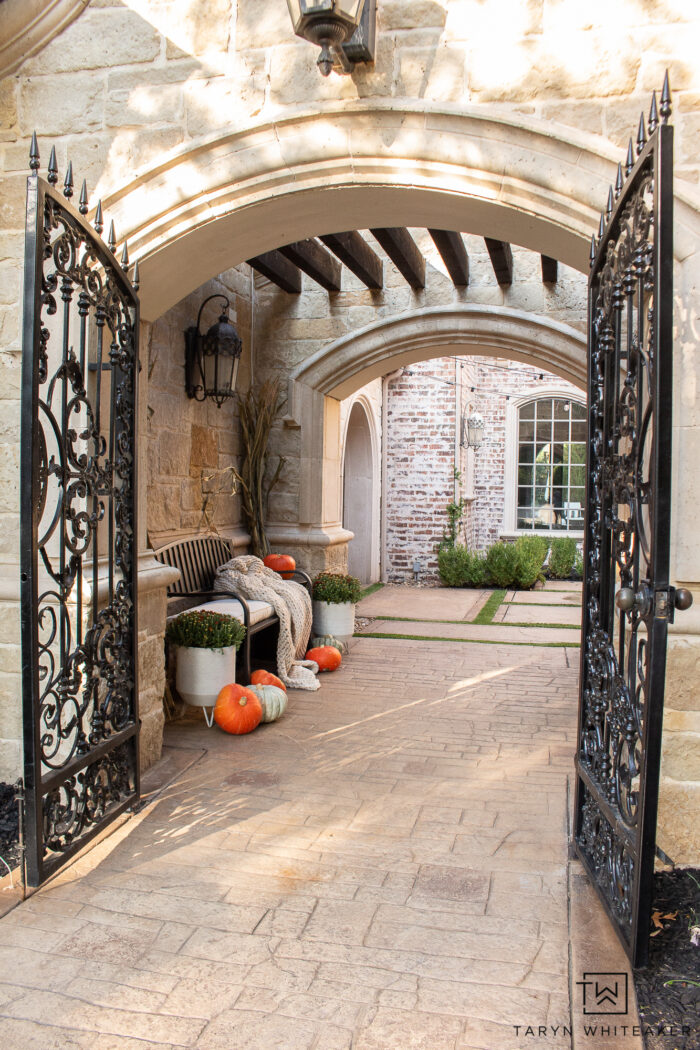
[20,138,140,886]
[574,77,692,968]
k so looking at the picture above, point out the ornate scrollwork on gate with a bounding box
[21,138,140,886]
[574,78,678,968]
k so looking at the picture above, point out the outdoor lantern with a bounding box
[286,0,376,76]
[184,295,242,408]
[463,411,485,450]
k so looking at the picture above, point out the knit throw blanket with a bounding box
[214,555,319,691]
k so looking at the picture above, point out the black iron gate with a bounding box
[574,77,692,968]
[20,138,140,886]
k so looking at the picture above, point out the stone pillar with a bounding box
[268,382,352,574]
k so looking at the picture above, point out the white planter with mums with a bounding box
[175,645,237,710]
[312,600,356,644]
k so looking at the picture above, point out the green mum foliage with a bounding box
[165,610,246,651]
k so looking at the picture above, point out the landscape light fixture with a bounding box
[286,0,376,76]
[462,410,485,450]
[184,295,242,408]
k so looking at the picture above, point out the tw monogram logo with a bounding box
[576,973,629,1015]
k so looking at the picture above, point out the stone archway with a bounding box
[98,101,700,322]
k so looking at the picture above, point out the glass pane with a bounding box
[570,443,586,466]
[536,399,553,419]
[518,464,533,486]
[556,466,570,487]
[534,486,549,507]
[553,399,569,419]
[535,443,550,463]
[535,463,550,486]
[537,420,552,443]
[570,486,586,504]
[520,402,535,420]
[518,486,531,506]
[572,402,587,420]
[519,419,535,441]
[571,464,585,487]
[517,509,534,529]
[553,420,569,443]
[571,421,587,442]
[519,443,534,464]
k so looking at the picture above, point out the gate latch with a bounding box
[654,587,693,623]
[615,585,694,622]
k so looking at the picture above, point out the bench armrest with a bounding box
[168,588,253,628]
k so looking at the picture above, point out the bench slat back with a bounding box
[154,535,234,595]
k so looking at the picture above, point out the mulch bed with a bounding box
[0,782,21,874]
[634,868,700,1050]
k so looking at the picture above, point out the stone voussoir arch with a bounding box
[289,305,588,406]
[97,100,700,324]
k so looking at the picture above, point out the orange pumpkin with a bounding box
[250,669,287,692]
[306,645,342,672]
[263,553,296,579]
[214,684,263,734]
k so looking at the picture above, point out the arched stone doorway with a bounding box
[342,398,380,585]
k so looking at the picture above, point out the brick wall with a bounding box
[384,356,584,582]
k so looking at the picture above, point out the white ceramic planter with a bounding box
[312,600,356,644]
[175,645,237,721]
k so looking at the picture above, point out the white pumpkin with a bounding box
[247,684,288,723]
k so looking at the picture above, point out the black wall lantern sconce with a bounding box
[184,295,242,408]
[286,0,376,76]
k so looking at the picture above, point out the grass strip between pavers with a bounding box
[355,631,579,649]
[471,589,506,624]
[367,614,580,630]
[360,581,384,599]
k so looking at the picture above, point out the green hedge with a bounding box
[439,535,548,590]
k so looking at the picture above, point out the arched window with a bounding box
[503,391,587,535]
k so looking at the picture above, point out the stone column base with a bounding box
[266,524,354,576]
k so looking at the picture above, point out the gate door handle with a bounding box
[615,586,651,614]
[673,587,694,611]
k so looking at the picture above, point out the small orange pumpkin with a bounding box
[250,669,287,692]
[263,553,296,579]
[214,684,263,734]
[306,645,342,672]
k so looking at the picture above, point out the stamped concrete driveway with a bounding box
[0,622,637,1049]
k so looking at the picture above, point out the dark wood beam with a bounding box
[278,239,342,292]
[370,227,425,289]
[484,238,513,286]
[247,251,301,293]
[319,231,383,290]
[429,229,469,287]
[541,254,558,283]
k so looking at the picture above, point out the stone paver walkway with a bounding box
[0,613,639,1049]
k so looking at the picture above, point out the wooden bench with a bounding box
[153,534,311,683]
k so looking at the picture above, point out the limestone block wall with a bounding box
[145,265,252,548]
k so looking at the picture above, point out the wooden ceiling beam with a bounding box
[319,231,383,290]
[370,227,425,289]
[247,251,302,293]
[484,238,513,286]
[429,229,469,287]
[278,239,342,292]
[541,255,558,283]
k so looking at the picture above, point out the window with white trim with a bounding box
[515,396,586,532]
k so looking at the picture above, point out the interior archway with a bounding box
[342,399,379,586]
[289,305,588,403]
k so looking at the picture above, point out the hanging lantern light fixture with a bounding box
[462,410,485,450]
[286,0,376,76]
[184,295,242,408]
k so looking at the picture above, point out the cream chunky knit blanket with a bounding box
[214,555,319,691]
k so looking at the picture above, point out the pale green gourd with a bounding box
[310,634,347,654]
[247,684,288,723]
